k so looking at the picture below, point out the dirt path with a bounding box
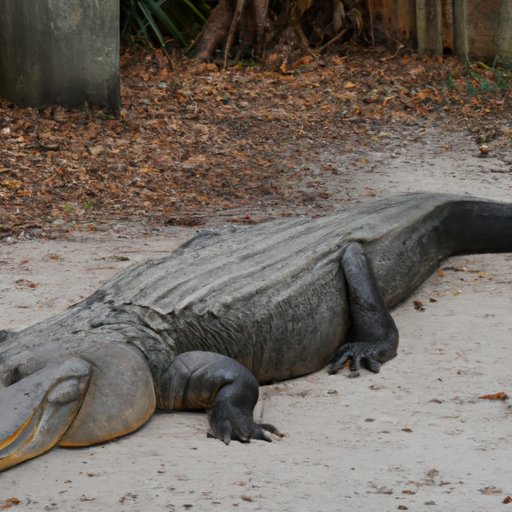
[1,125,511,511]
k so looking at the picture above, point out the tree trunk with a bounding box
[453,0,468,60]
[192,0,270,62]
[191,0,366,64]
[416,0,443,56]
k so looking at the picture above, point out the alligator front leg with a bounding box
[329,242,399,376]
[157,351,280,444]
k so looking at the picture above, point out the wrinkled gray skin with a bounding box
[1,193,512,470]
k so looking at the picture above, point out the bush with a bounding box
[120,0,210,49]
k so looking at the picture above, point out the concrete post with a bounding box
[497,0,512,62]
[0,0,119,110]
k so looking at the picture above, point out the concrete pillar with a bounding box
[0,0,119,110]
[497,0,512,62]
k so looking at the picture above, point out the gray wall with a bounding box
[0,0,119,110]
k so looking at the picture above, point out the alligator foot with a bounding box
[329,242,399,376]
[158,351,280,444]
[0,358,92,471]
[207,383,280,444]
[329,341,384,376]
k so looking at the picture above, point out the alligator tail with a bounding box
[444,199,512,255]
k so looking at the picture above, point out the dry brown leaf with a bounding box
[479,486,502,495]
[0,498,21,510]
[478,391,509,401]
[15,279,38,289]
[413,300,425,312]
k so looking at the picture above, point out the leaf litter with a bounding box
[1,46,511,238]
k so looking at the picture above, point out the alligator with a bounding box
[1,193,511,471]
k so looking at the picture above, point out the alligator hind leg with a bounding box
[0,358,92,471]
[330,242,399,376]
[157,351,280,444]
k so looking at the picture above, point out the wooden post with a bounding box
[453,0,468,60]
[0,0,120,110]
[416,0,443,55]
[368,0,417,45]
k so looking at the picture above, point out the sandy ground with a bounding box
[1,126,512,511]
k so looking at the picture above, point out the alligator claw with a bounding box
[328,342,383,375]
[208,403,280,444]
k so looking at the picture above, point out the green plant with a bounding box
[493,66,512,94]
[477,133,490,144]
[443,72,455,90]
[465,60,512,97]
[120,0,210,49]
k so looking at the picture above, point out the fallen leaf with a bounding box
[413,300,425,311]
[479,486,502,495]
[87,145,104,156]
[15,279,38,289]
[0,498,21,510]
[478,391,508,400]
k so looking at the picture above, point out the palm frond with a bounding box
[120,0,210,48]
